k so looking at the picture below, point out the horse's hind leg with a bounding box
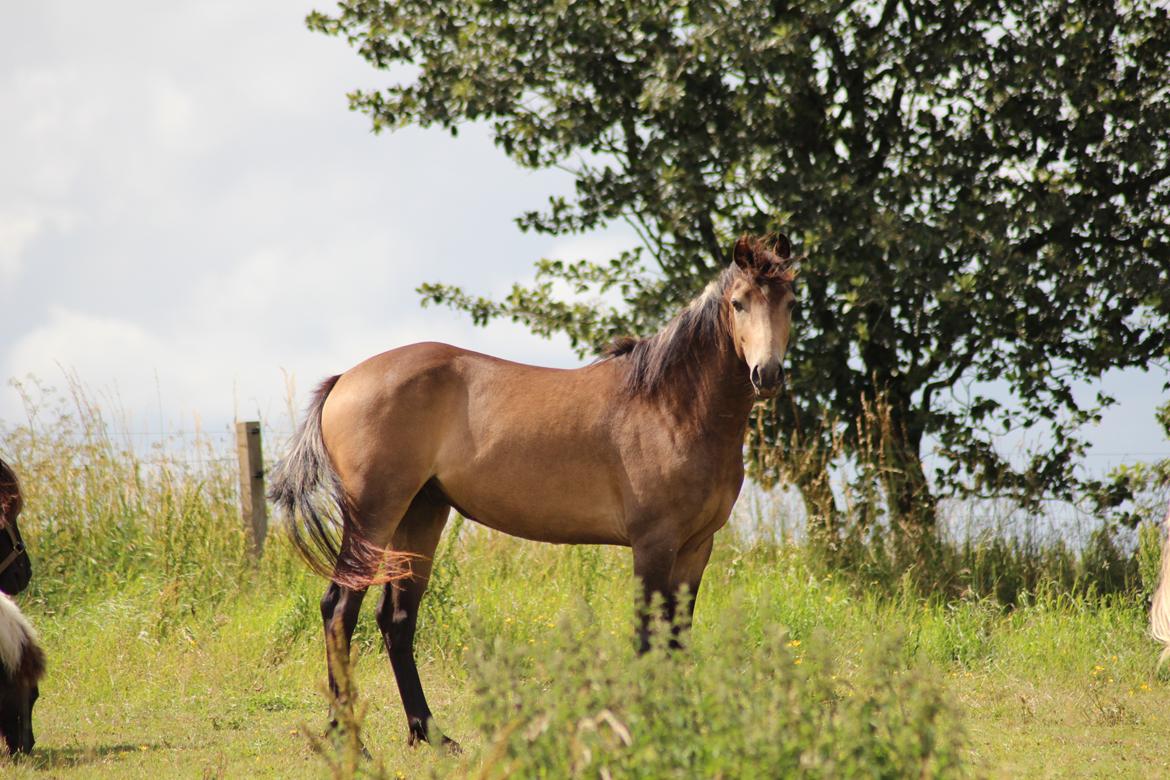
[320,578,368,724]
[374,490,453,749]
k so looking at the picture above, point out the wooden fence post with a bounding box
[236,420,267,557]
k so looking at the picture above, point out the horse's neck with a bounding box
[666,339,756,442]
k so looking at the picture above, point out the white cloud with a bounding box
[6,308,171,408]
[148,75,196,150]
[0,215,41,282]
[544,233,638,266]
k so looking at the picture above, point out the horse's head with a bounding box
[726,234,798,398]
[0,462,31,596]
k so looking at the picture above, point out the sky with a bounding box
[1,1,1167,476]
[0,1,631,436]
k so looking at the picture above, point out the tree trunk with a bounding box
[875,402,939,571]
[881,438,936,531]
[794,462,840,544]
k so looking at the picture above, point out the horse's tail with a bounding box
[268,375,389,588]
[1152,500,1170,667]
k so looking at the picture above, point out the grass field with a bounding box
[1,388,1167,777]
[2,529,1166,778]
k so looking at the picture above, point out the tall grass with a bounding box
[1,378,289,627]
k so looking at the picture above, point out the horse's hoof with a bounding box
[406,725,461,754]
[325,718,372,760]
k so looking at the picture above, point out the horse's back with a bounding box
[321,342,631,544]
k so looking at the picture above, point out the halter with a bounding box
[0,522,25,577]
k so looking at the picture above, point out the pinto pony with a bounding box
[0,459,41,756]
[270,234,799,748]
[0,594,43,756]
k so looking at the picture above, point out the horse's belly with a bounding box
[435,459,628,545]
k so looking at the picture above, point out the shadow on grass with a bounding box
[18,742,161,770]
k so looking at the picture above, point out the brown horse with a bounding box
[270,234,799,748]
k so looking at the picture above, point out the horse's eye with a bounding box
[731,299,745,312]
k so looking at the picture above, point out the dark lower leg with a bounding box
[669,538,712,650]
[320,583,368,718]
[376,582,455,749]
[632,543,677,654]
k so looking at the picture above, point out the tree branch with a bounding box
[696,210,722,271]
[919,346,981,417]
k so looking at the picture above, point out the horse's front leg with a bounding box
[668,536,714,648]
[632,540,679,653]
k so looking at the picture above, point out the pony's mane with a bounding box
[0,594,41,680]
[601,236,796,398]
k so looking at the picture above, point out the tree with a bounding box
[309,0,1170,537]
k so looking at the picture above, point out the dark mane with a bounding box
[600,235,797,398]
[601,269,733,396]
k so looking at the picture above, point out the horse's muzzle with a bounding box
[750,361,785,397]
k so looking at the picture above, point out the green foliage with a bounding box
[449,604,967,779]
[418,514,469,659]
[1138,520,1165,603]
[311,0,1170,526]
[268,590,320,665]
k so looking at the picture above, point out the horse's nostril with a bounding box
[752,361,782,391]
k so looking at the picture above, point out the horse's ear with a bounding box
[772,233,792,259]
[733,236,754,269]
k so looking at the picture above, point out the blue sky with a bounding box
[1,1,1166,478]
